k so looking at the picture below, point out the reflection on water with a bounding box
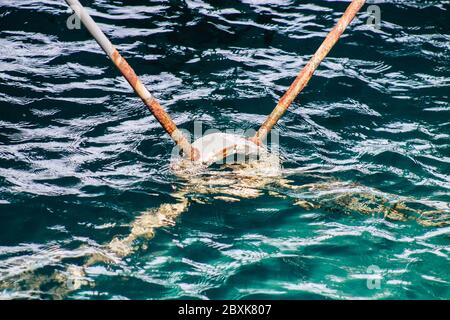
[0,0,449,299]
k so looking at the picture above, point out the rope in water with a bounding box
[251,0,366,145]
[64,0,200,160]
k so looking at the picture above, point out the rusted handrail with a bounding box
[251,0,366,144]
[65,0,199,160]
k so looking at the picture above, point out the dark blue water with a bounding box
[0,0,449,299]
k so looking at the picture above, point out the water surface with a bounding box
[0,0,449,299]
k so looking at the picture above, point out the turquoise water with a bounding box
[0,0,449,299]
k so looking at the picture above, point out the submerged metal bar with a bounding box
[251,0,366,144]
[65,0,199,160]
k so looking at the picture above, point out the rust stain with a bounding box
[143,97,177,135]
[248,136,262,147]
[253,0,365,141]
[191,147,200,161]
[112,50,139,88]
[111,49,199,160]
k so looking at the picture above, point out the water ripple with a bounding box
[0,0,449,299]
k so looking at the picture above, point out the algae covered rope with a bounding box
[64,0,199,161]
[251,0,366,145]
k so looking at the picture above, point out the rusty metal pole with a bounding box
[251,0,366,145]
[65,0,199,160]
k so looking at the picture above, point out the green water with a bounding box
[0,0,449,299]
